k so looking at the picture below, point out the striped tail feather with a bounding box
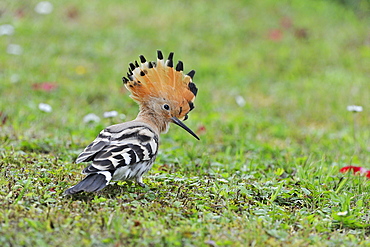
[64,171,112,195]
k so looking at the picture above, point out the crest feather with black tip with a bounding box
[122,50,197,120]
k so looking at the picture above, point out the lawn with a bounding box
[1,0,369,246]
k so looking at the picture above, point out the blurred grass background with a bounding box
[0,0,369,246]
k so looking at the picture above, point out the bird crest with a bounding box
[122,50,198,121]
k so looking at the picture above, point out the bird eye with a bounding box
[163,104,170,111]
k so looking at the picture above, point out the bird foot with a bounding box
[137,182,146,188]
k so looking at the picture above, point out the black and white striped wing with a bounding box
[75,124,159,174]
[75,129,112,164]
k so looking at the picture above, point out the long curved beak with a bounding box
[171,117,200,140]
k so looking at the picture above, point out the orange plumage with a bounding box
[122,50,197,121]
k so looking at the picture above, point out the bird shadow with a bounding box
[63,181,152,202]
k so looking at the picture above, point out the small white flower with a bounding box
[103,110,118,118]
[38,103,52,113]
[347,105,363,112]
[83,113,100,123]
[10,74,20,83]
[337,211,348,216]
[0,24,14,36]
[35,1,53,15]
[235,95,246,107]
[7,44,23,55]
[217,178,229,183]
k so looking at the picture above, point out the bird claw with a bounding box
[137,182,146,188]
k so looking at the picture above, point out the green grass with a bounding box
[1,0,370,246]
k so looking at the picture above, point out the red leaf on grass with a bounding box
[0,112,8,125]
[268,29,283,41]
[340,166,370,179]
[294,28,309,40]
[197,125,206,135]
[15,8,25,19]
[32,82,58,92]
[66,6,79,19]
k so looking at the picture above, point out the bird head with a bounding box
[122,50,199,140]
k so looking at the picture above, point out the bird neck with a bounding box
[135,108,169,134]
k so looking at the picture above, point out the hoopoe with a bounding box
[64,50,199,195]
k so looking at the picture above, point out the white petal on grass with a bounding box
[10,74,20,83]
[337,211,348,216]
[7,44,23,55]
[0,24,14,36]
[103,110,118,118]
[38,103,52,113]
[235,95,246,107]
[347,105,363,112]
[217,178,229,183]
[35,1,53,15]
[83,113,100,123]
